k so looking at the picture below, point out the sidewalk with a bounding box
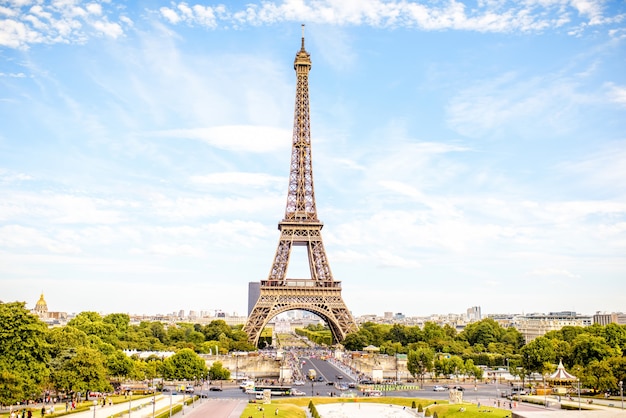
[56,395,188,418]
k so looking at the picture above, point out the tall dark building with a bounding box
[248,282,260,316]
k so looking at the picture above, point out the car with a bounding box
[433,385,447,391]
[209,386,223,391]
[336,375,343,379]
[291,389,306,396]
[451,386,464,391]
[316,376,324,382]
[293,380,305,386]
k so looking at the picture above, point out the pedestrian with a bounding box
[275,407,278,415]
[40,407,45,418]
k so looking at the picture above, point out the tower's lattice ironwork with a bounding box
[244,27,357,346]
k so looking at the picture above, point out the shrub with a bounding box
[418,403,423,412]
[412,400,416,409]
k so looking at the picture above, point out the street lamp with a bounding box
[577,378,581,411]
[128,391,132,418]
[619,380,623,410]
[92,400,97,418]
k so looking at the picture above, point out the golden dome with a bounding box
[34,293,48,314]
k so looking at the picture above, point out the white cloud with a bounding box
[154,125,291,153]
[2,0,623,49]
[190,172,284,187]
[0,191,127,224]
[91,19,123,38]
[605,83,626,107]
[446,71,591,139]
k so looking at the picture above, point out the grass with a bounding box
[240,396,513,418]
[241,402,306,418]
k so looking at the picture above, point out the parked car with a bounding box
[293,380,305,386]
[291,389,306,396]
[433,385,447,391]
[209,386,222,391]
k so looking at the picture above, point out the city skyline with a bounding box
[1,1,625,317]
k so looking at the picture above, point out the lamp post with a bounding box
[619,380,623,410]
[577,378,581,411]
[92,400,97,418]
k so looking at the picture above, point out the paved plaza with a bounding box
[315,402,416,418]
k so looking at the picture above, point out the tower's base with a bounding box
[244,284,357,346]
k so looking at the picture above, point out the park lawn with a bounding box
[428,402,512,418]
[241,397,512,418]
[241,402,306,418]
[270,395,439,408]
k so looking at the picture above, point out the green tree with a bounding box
[107,350,135,380]
[208,361,231,381]
[161,348,208,380]
[47,326,89,356]
[68,312,118,346]
[585,359,616,393]
[407,344,434,385]
[520,337,555,375]
[0,302,50,405]
[342,332,369,351]
[104,313,130,337]
[570,334,618,365]
[50,347,112,397]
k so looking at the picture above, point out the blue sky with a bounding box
[1,0,625,318]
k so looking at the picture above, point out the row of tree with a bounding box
[0,302,236,406]
[2,301,626,406]
[343,319,626,393]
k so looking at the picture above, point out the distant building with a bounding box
[248,282,260,315]
[467,306,482,322]
[32,293,67,325]
[593,311,626,326]
[515,311,592,343]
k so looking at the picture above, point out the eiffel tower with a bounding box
[244,26,358,346]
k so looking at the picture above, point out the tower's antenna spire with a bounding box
[301,23,305,50]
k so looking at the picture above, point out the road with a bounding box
[180,399,247,418]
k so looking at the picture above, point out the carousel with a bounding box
[546,360,578,395]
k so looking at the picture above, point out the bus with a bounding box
[251,385,292,396]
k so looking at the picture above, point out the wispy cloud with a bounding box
[190,172,284,187]
[153,126,291,153]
